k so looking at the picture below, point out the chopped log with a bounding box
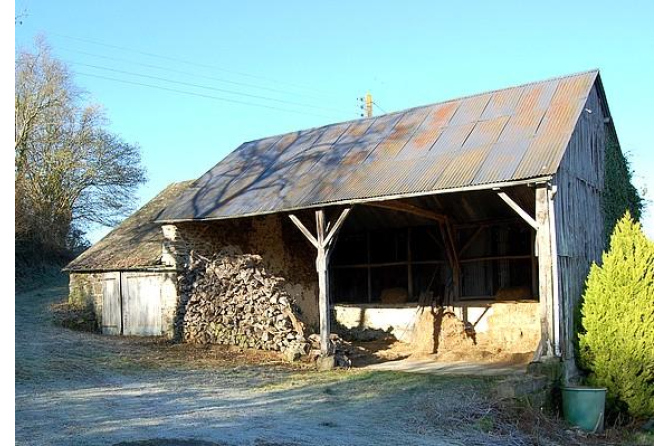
[176,249,307,355]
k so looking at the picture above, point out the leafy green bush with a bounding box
[601,134,644,241]
[578,212,654,418]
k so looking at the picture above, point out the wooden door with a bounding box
[101,273,122,335]
[121,272,162,336]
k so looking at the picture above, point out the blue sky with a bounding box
[14,0,654,241]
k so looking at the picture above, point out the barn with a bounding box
[67,69,624,377]
[155,69,619,375]
[64,181,191,336]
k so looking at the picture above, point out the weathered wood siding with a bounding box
[102,273,122,335]
[552,84,608,369]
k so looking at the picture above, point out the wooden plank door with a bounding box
[101,272,122,335]
[121,272,162,336]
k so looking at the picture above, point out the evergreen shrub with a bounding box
[578,212,654,418]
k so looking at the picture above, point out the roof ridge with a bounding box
[236,69,600,145]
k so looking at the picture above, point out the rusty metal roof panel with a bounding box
[448,94,492,125]
[517,79,560,112]
[497,108,546,142]
[432,143,497,189]
[513,97,588,179]
[273,127,326,164]
[472,139,532,185]
[552,72,596,104]
[158,70,599,222]
[336,118,376,144]
[396,102,459,160]
[480,87,524,120]
[461,116,510,149]
[369,108,431,161]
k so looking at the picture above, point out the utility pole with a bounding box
[358,92,373,118]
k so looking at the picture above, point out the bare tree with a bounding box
[15,38,147,255]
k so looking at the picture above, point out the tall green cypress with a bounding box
[578,212,654,418]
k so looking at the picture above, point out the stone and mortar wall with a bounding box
[158,272,179,337]
[68,272,104,328]
[163,214,320,328]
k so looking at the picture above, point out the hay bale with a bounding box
[380,287,408,304]
[494,286,533,301]
[411,308,475,354]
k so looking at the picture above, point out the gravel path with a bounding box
[15,278,545,446]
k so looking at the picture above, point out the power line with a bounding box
[52,33,340,99]
[57,46,331,102]
[65,60,351,114]
[373,101,387,114]
[74,71,342,119]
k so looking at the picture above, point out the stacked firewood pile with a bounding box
[177,251,310,354]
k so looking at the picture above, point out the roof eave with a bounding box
[156,175,554,224]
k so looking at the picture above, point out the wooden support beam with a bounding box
[534,185,555,361]
[315,210,330,358]
[323,207,352,248]
[531,231,539,297]
[366,230,372,303]
[548,184,562,358]
[288,214,318,249]
[407,227,413,301]
[496,190,540,231]
[289,208,351,361]
[454,217,522,230]
[366,200,447,223]
[458,226,484,257]
[439,223,460,304]
[460,255,532,264]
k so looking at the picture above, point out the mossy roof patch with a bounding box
[64,181,193,272]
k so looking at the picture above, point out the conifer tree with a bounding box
[578,212,654,418]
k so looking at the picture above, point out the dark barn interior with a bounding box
[321,184,539,307]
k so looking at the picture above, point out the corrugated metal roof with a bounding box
[159,70,599,222]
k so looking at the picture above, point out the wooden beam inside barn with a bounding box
[366,200,461,304]
[495,190,540,231]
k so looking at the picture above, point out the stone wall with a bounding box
[158,272,179,338]
[68,272,104,328]
[163,214,320,328]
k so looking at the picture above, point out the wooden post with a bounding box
[407,227,413,301]
[531,231,539,297]
[535,185,555,360]
[289,207,351,363]
[315,210,330,357]
[439,223,460,303]
[366,231,372,303]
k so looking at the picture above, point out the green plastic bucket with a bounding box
[561,386,606,433]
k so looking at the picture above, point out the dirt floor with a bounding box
[15,277,651,446]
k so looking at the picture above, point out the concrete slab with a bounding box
[364,358,528,376]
